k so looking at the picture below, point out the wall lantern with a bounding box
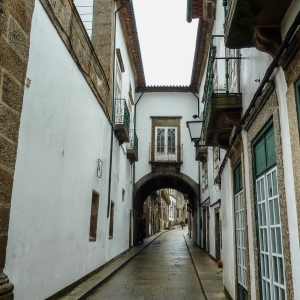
[97,159,103,178]
[186,115,204,148]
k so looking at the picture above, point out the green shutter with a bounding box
[295,78,300,132]
[254,137,266,176]
[253,121,276,177]
[234,162,242,193]
[265,127,276,168]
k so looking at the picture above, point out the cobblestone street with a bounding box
[87,227,217,300]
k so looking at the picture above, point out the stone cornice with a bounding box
[144,86,192,93]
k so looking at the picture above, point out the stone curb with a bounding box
[59,231,165,300]
[183,233,208,300]
[183,234,227,300]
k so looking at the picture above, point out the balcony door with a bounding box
[155,127,177,161]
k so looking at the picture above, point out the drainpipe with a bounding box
[198,161,202,246]
[107,0,131,218]
[190,87,200,117]
[132,88,145,217]
[186,0,193,23]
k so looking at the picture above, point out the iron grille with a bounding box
[149,144,183,163]
[127,130,138,155]
[115,98,130,133]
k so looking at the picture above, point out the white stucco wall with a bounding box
[135,92,199,183]
[220,161,235,299]
[5,2,134,299]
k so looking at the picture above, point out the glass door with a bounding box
[155,127,177,161]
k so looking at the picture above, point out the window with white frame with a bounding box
[234,162,248,299]
[253,122,286,300]
[115,59,122,101]
[213,146,220,180]
[202,161,208,192]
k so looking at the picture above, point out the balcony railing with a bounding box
[115,98,130,131]
[149,145,183,164]
[203,36,241,125]
[114,98,130,144]
[127,130,138,163]
[202,36,242,149]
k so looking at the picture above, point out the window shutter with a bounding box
[254,137,266,176]
[253,122,276,177]
[234,162,242,193]
[265,127,276,168]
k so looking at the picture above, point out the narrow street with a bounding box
[87,227,222,300]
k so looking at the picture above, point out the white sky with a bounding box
[132,0,199,86]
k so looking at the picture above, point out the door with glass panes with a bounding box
[234,162,248,300]
[253,122,286,300]
[155,127,177,161]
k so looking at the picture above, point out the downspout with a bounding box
[190,87,200,117]
[132,88,145,216]
[198,161,202,246]
[107,0,131,218]
[186,0,193,23]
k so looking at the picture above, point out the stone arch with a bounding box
[134,171,199,212]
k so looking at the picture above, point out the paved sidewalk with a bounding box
[184,234,226,300]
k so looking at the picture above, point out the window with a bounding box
[213,147,220,180]
[253,123,286,300]
[155,127,177,161]
[128,83,134,120]
[202,161,208,192]
[109,201,115,239]
[294,78,300,131]
[115,60,122,101]
[234,162,248,299]
[122,189,125,202]
[89,191,99,241]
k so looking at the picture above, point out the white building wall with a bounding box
[5,2,134,299]
[220,161,235,299]
[135,92,199,183]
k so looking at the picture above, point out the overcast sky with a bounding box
[132,0,199,86]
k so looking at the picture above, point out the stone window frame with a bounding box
[150,116,182,162]
[244,82,292,299]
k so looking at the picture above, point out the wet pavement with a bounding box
[87,227,205,300]
[60,227,225,300]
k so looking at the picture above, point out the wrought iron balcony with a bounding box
[149,144,183,164]
[202,36,242,150]
[127,130,138,163]
[114,98,130,144]
[223,0,291,56]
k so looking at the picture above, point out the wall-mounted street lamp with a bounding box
[186,115,204,149]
